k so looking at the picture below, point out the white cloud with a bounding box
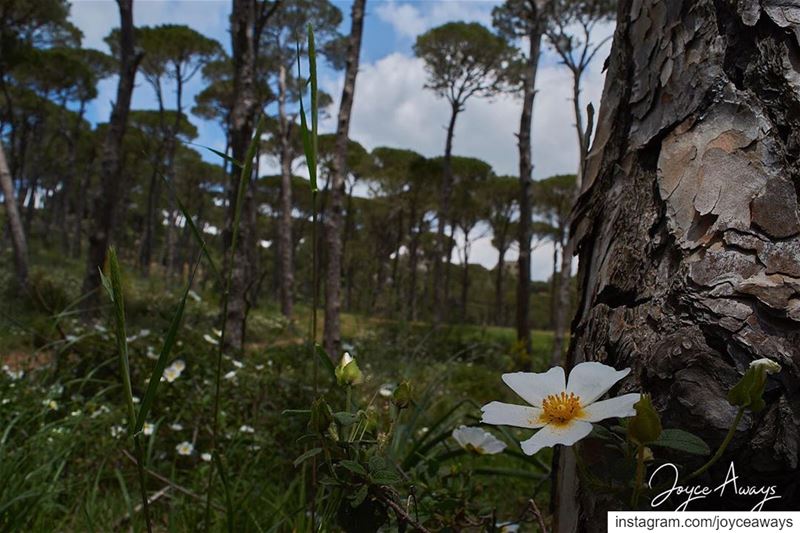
[375,0,497,41]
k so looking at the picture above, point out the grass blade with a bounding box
[134,256,202,433]
[105,248,136,432]
[213,452,235,533]
[189,142,242,169]
[296,26,318,192]
[159,171,220,281]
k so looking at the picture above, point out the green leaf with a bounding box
[338,460,367,477]
[190,142,242,169]
[349,484,368,507]
[651,429,711,456]
[134,256,201,434]
[315,343,335,379]
[333,411,360,427]
[293,447,323,468]
[369,469,400,485]
[106,248,136,433]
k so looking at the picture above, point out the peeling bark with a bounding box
[556,0,800,529]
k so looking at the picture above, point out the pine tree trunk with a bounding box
[277,64,294,319]
[323,0,366,358]
[555,0,800,529]
[0,141,28,287]
[224,0,260,351]
[516,25,543,357]
[494,246,507,325]
[81,0,140,302]
[433,103,459,323]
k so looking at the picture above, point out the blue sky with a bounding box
[67,0,612,279]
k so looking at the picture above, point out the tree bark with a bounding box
[323,0,366,358]
[555,1,800,529]
[494,245,507,325]
[433,102,460,322]
[81,0,140,302]
[277,63,294,319]
[224,0,261,351]
[0,141,28,287]
[516,25,543,357]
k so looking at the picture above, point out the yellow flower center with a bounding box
[540,392,584,426]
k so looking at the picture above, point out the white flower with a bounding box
[239,425,255,434]
[3,365,24,380]
[750,358,781,374]
[70,409,82,417]
[201,452,212,462]
[146,346,158,360]
[175,441,194,456]
[132,396,140,403]
[91,405,110,418]
[481,362,640,456]
[232,359,244,369]
[162,364,182,383]
[111,425,125,438]
[169,423,184,431]
[452,425,506,455]
[143,422,155,436]
[255,364,264,371]
[172,359,186,372]
[223,371,237,381]
[43,399,58,410]
[188,290,201,302]
[203,334,219,346]
[378,384,395,398]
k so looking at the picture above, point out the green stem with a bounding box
[133,435,153,533]
[686,406,745,481]
[631,445,645,508]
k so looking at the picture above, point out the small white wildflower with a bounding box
[239,425,255,434]
[143,422,155,436]
[169,423,184,431]
[255,364,264,371]
[132,396,140,403]
[2,398,11,405]
[172,359,186,372]
[111,425,125,438]
[201,452,212,462]
[202,334,219,346]
[452,426,507,455]
[43,399,58,411]
[91,405,110,418]
[175,441,194,456]
[378,384,395,398]
[223,371,237,381]
[162,365,182,383]
[70,409,82,417]
[232,359,244,369]
[188,290,201,302]
[3,365,24,380]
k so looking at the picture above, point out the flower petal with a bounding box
[481,438,507,455]
[502,367,566,407]
[566,362,630,404]
[481,401,546,429]
[520,421,593,456]
[580,393,640,422]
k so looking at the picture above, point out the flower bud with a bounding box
[627,394,662,445]
[392,381,413,409]
[728,358,780,412]
[335,352,363,387]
